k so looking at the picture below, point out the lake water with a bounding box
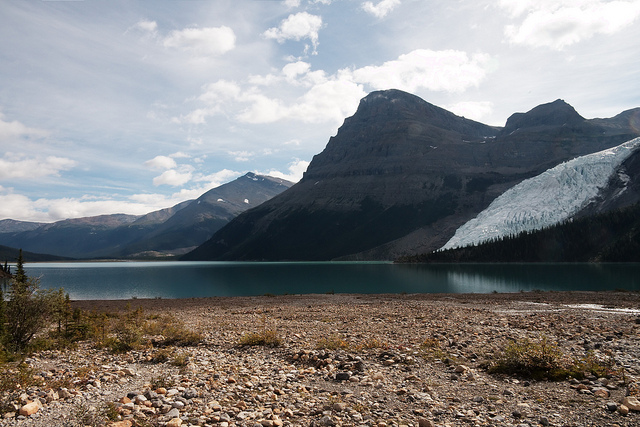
[5,261,638,300]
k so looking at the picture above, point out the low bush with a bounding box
[238,329,282,347]
[419,337,457,363]
[170,353,190,367]
[316,334,349,350]
[488,336,616,381]
[238,314,282,347]
[489,336,565,379]
[146,315,203,347]
[355,337,388,351]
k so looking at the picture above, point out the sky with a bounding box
[1,0,640,223]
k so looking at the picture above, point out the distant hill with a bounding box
[113,173,293,258]
[184,90,640,261]
[0,245,71,264]
[0,173,292,259]
[399,202,640,263]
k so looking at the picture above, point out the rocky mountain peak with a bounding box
[502,99,585,135]
[184,91,640,262]
[304,89,498,181]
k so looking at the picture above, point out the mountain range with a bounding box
[183,89,640,261]
[0,173,292,259]
[3,89,640,262]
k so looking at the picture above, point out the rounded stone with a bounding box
[335,372,350,381]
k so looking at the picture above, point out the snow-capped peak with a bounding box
[441,137,640,250]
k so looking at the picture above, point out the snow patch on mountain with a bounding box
[442,137,640,250]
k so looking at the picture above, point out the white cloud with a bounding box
[135,168,242,205]
[349,49,491,93]
[237,92,288,124]
[0,114,49,140]
[152,167,194,187]
[0,190,42,221]
[132,19,158,34]
[264,12,323,53]
[144,155,177,170]
[173,108,219,125]
[228,151,253,162]
[0,168,248,222]
[198,80,242,104]
[163,26,236,56]
[195,169,242,187]
[190,61,361,125]
[283,61,312,82]
[0,155,76,180]
[170,151,190,159]
[500,0,640,49]
[259,159,309,183]
[286,79,366,123]
[180,48,489,126]
[362,0,401,18]
[446,101,495,123]
[284,0,301,7]
[0,188,165,223]
[236,79,365,124]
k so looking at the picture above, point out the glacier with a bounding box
[441,137,640,250]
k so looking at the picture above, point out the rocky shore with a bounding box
[2,291,640,427]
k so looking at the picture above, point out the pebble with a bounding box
[18,402,40,417]
[335,372,350,381]
[417,419,434,427]
[166,418,183,427]
[622,396,640,411]
[606,401,618,412]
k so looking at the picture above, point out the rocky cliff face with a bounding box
[185,90,640,261]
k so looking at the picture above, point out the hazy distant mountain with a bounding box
[0,173,292,259]
[0,219,45,233]
[114,173,293,258]
[184,89,640,261]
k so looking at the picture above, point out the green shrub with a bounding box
[237,314,282,347]
[146,315,203,347]
[151,348,172,363]
[489,336,566,379]
[109,322,145,353]
[316,334,349,350]
[419,337,454,362]
[486,336,614,381]
[357,337,388,350]
[171,353,189,367]
[0,362,40,394]
[238,329,282,347]
[569,350,616,380]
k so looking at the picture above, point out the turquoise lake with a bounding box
[6,261,639,300]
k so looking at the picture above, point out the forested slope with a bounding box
[398,203,640,263]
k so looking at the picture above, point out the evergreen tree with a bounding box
[14,249,27,285]
[4,249,52,353]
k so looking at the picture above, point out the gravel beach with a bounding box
[2,291,640,427]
